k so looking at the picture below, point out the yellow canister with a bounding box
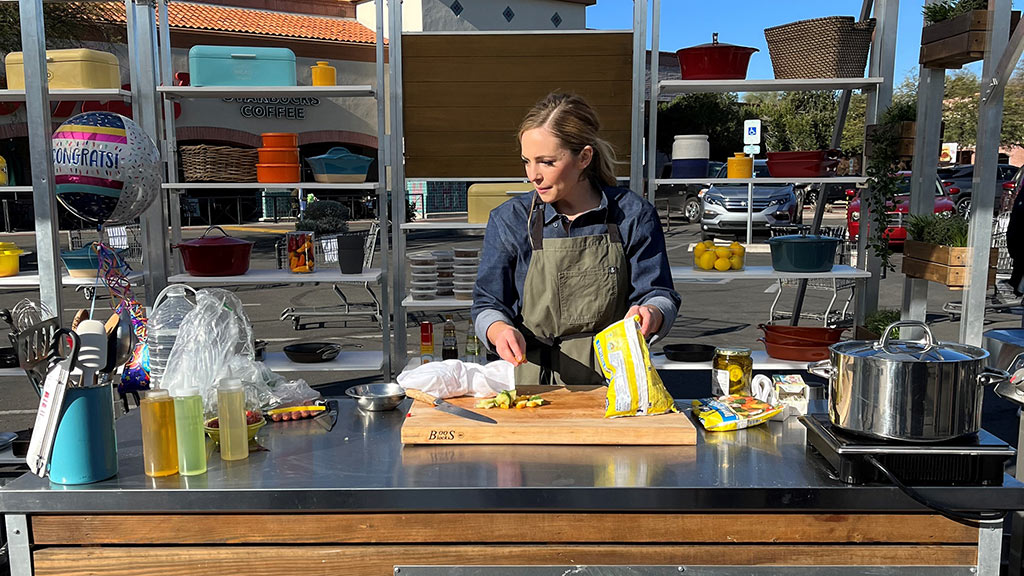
[0,155,7,187]
[726,152,753,179]
[311,61,336,86]
[0,242,23,277]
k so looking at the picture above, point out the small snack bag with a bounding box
[692,395,783,432]
[593,316,677,418]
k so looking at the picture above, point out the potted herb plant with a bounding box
[856,308,901,340]
[920,0,1021,69]
[902,214,997,288]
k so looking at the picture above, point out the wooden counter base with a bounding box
[30,513,979,575]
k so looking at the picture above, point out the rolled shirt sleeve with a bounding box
[624,202,681,342]
[471,208,521,352]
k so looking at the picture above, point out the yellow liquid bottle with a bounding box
[311,61,336,86]
[140,389,179,477]
[217,379,248,461]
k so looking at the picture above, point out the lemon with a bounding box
[714,247,732,259]
[730,255,744,270]
[699,251,717,270]
[728,365,744,381]
[703,240,716,249]
[694,243,706,260]
[730,241,745,256]
[714,257,732,271]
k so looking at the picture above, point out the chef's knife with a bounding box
[405,388,497,424]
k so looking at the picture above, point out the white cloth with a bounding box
[397,360,515,398]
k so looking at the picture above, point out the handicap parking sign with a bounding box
[744,119,761,145]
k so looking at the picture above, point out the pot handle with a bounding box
[878,320,936,349]
[807,359,833,379]
[978,366,1012,387]
[200,225,231,239]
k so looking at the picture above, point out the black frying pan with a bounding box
[661,343,716,362]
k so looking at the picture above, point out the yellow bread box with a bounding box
[5,49,121,90]
[467,183,535,224]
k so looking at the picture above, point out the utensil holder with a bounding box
[49,384,118,485]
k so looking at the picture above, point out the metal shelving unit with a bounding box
[671,265,870,283]
[261,350,384,373]
[152,0,393,376]
[652,350,808,372]
[0,88,132,102]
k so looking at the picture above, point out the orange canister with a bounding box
[311,61,336,86]
[726,153,753,178]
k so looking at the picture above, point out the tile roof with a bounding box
[95,2,379,45]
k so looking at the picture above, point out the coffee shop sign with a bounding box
[222,97,320,120]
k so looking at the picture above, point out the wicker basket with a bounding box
[764,17,876,79]
[180,144,258,183]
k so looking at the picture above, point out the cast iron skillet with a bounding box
[661,343,716,362]
[283,343,349,363]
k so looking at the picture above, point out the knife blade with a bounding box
[405,388,497,424]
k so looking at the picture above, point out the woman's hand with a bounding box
[486,321,527,366]
[625,304,663,338]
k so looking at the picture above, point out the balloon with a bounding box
[51,112,160,225]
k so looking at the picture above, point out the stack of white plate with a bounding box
[407,252,437,300]
[453,248,479,301]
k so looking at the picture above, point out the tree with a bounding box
[0,4,116,55]
[657,93,755,161]
[942,70,981,146]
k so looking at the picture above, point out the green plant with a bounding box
[865,308,902,339]
[864,100,918,271]
[907,214,969,246]
[295,200,349,235]
[923,0,988,25]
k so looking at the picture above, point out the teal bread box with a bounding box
[188,45,296,87]
[306,147,373,183]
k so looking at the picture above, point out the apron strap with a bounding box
[606,222,621,244]
[528,192,546,251]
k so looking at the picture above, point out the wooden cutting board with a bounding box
[400,385,696,445]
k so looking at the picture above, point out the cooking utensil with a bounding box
[767,227,841,273]
[345,383,406,411]
[26,328,80,477]
[405,388,497,424]
[758,337,829,362]
[313,399,339,431]
[808,320,1011,442]
[175,225,254,277]
[283,342,349,363]
[661,343,716,362]
[676,32,758,80]
[74,319,106,387]
[103,312,134,372]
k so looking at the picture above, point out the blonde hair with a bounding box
[518,93,618,189]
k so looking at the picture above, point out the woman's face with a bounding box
[520,127,592,206]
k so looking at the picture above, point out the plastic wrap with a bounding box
[396,359,514,398]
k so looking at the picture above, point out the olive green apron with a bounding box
[515,192,629,386]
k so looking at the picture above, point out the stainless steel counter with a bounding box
[1,397,1023,514]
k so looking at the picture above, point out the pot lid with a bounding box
[831,320,987,363]
[685,32,758,52]
[179,225,254,247]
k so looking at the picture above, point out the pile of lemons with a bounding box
[694,240,745,271]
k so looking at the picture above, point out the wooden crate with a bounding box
[920,10,1021,69]
[902,240,997,289]
[864,122,915,159]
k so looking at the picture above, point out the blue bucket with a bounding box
[49,384,118,485]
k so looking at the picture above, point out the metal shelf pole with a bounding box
[961,0,1012,346]
[18,0,62,314]
[389,0,408,368]
[157,0,181,276]
[375,0,392,377]
[629,0,646,196]
[645,0,660,203]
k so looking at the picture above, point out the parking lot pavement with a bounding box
[0,208,1021,437]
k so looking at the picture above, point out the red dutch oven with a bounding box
[176,225,254,277]
[676,33,758,80]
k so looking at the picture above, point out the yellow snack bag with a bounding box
[593,316,677,418]
[692,395,783,432]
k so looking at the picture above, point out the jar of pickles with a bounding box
[712,347,752,397]
[288,231,315,273]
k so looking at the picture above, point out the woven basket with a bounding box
[180,144,258,183]
[764,17,876,79]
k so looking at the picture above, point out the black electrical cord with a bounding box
[866,455,1005,526]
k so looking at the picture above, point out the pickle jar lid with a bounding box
[715,346,751,357]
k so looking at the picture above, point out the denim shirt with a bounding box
[472,186,681,351]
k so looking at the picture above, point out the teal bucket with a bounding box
[49,384,118,485]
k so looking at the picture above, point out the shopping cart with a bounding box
[279,222,382,330]
[67,223,143,300]
[767,225,857,327]
[942,213,1021,320]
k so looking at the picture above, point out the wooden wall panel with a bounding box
[33,513,978,545]
[403,32,633,178]
[33,545,979,575]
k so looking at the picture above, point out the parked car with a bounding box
[700,161,800,240]
[802,182,850,206]
[936,163,1017,217]
[847,173,956,246]
[654,160,724,223]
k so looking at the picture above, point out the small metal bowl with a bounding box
[345,383,406,411]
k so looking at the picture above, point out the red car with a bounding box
[847,174,956,245]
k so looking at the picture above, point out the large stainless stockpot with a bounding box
[808,321,1009,442]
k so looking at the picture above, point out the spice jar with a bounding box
[288,231,315,273]
[712,346,752,396]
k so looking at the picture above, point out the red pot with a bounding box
[758,338,830,362]
[759,324,845,344]
[175,225,254,277]
[676,33,758,80]
[766,158,839,178]
[766,151,827,162]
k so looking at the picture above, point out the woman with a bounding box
[1008,186,1024,296]
[471,93,681,386]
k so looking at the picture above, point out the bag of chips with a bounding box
[593,316,677,418]
[692,395,783,432]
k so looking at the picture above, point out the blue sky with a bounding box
[585,0,994,86]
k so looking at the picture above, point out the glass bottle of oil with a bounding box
[140,389,178,477]
[217,378,248,461]
[173,386,207,476]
